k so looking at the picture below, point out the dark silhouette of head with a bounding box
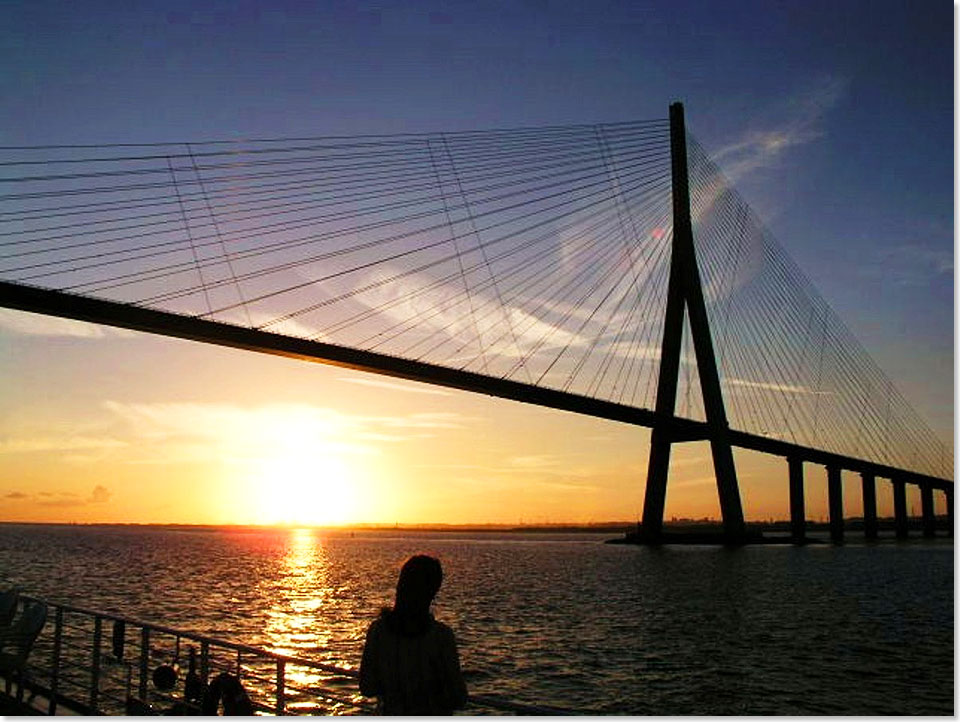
[384,555,443,636]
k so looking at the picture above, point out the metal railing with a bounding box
[7,594,569,715]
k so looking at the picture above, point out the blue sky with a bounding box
[0,0,952,523]
[6,0,950,420]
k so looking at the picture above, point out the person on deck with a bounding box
[359,555,467,715]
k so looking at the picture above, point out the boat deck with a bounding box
[0,592,571,716]
[0,690,44,715]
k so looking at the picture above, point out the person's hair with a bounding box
[382,555,443,637]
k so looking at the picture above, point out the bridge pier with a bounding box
[947,488,954,537]
[892,478,908,539]
[861,472,878,540]
[788,457,805,543]
[920,483,936,538]
[827,466,844,544]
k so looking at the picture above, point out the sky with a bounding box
[0,0,953,526]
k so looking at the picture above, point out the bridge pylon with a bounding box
[640,103,747,543]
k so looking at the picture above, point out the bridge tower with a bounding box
[641,103,747,542]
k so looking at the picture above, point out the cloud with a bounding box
[368,412,467,429]
[338,377,452,396]
[725,378,828,395]
[357,268,590,362]
[103,401,369,459]
[863,244,953,285]
[0,309,136,338]
[509,454,559,469]
[7,484,112,507]
[100,400,473,463]
[674,78,850,312]
[38,493,84,507]
[668,476,717,489]
[248,311,329,341]
[712,76,848,181]
[0,306,324,343]
[416,454,628,485]
[598,341,662,362]
[0,436,127,454]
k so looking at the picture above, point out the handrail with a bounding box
[21,594,354,676]
[12,593,574,715]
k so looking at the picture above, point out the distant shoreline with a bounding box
[0,517,949,535]
[0,519,635,534]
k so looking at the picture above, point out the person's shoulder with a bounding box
[430,618,457,641]
[366,615,387,637]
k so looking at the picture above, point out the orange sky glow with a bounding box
[0,309,948,527]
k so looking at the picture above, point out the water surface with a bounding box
[0,525,952,714]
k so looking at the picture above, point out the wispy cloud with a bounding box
[863,243,953,286]
[248,311,329,341]
[415,454,640,490]
[13,485,113,507]
[37,493,84,507]
[712,76,848,181]
[365,411,468,429]
[725,378,828,396]
[668,476,717,489]
[0,436,127,454]
[0,309,136,338]
[357,268,590,361]
[99,400,473,464]
[338,377,452,396]
[508,454,559,469]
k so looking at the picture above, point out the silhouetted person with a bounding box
[202,672,253,715]
[360,555,467,715]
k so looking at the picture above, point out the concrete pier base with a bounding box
[893,478,908,539]
[947,489,954,538]
[789,457,805,543]
[828,466,843,544]
[861,472,877,540]
[921,484,935,538]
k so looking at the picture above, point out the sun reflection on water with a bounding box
[260,528,362,713]
[264,528,329,656]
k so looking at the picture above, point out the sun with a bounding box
[252,450,359,526]
[216,405,369,526]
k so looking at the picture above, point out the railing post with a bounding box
[788,457,805,543]
[49,606,63,715]
[861,472,878,540]
[892,477,908,539]
[90,615,102,710]
[200,640,210,684]
[827,465,844,543]
[139,628,150,701]
[921,483,936,538]
[276,659,286,715]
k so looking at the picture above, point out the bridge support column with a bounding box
[947,488,954,538]
[861,472,877,540]
[892,478,908,539]
[921,483,935,538]
[827,466,843,544]
[641,430,672,541]
[640,103,746,544]
[788,457,805,543]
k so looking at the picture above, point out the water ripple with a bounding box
[0,526,952,714]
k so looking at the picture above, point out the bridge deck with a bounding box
[0,279,950,491]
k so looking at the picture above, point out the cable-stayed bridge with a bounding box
[0,103,951,543]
